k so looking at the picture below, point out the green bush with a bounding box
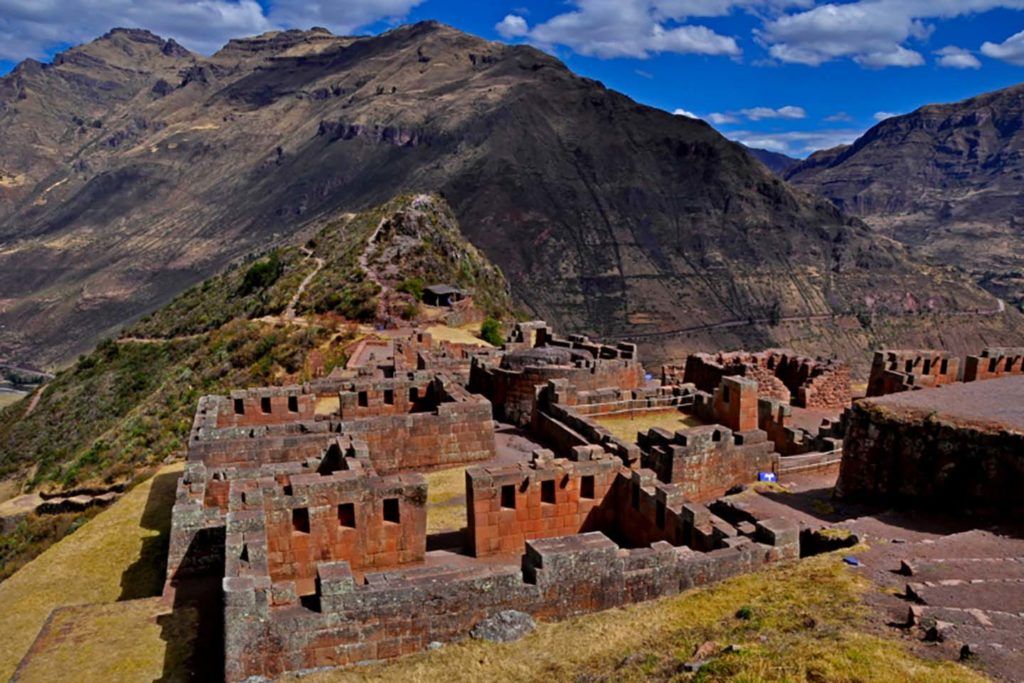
[397,277,425,300]
[480,317,503,346]
[239,251,283,295]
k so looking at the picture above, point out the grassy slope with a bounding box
[286,549,983,683]
[0,462,182,681]
[3,472,987,682]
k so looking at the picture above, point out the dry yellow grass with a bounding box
[0,462,183,680]
[424,324,492,347]
[593,409,703,443]
[424,465,468,533]
[286,550,986,683]
[315,395,341,416]
[13,598,197,683]
[0,390,26,409]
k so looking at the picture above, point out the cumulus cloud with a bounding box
[729,128,864,156]
[757,1,1024,68]
[705,105,804,125]
[0,0,425,60]
[874,111,901,121]
[982,29,1024,65]
[495,14,529,39]
[739,104,806,120]
[935,45,982,69]
[673,107,699,117]
[491,0,817,59]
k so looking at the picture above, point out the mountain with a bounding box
[1,22,1021,369]
[786,83,1024,310]
[743,145,801,175]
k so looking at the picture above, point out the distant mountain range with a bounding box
[0,22,1020,369]
[743,146,801,175]
[787,83,1024,310]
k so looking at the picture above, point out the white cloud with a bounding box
[0,0,424,60]
[982,29,1024,65]
[495,14,529,39]
[673,107,699,117]
[935,45,982,69]
[708,112,740,124]
[739,104,806,120]
[730,127,864,156]
[758,1,1024,68]
[825,111,852,122]
[492,0,820,59]
[874,111,901,121]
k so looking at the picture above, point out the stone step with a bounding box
[909,604,1024,633]
[905,579,1024,613]
[899,557,1024,582]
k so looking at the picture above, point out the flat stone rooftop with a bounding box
[861,375,1024,432]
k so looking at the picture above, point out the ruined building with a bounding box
[166,323,858,680]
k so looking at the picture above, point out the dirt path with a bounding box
[283,248,325,322]
[23,387,43,416]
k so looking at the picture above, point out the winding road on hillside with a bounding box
[607,300,1011,343]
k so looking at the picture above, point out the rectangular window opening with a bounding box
[260,396,272,414]
[656,500,666,529]
[338,502,356,528]
[541,479,556,504]
[357,391,369,407]
[500,484,516,509]
[383,389,394,405]
[233,398,245,415]
[940,359,949,374]
[292,508,310,534]
[383,498,400,524]
[580,475,595,500]
[287,395,299,413]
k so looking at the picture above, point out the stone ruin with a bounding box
[867,347,1024,397]
[667,349,851,411]
[164,322,854,680]
[838,375,1024,515]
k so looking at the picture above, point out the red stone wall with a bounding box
[216,390,316,428]
[963,348,1024,383]
[262,471,427,581]
[466,454,621,557]
[866,350,959,397]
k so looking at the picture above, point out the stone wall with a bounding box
[866,350,959,397]
[223,520,798,681]
[963,347,1024,383]
[837,379,1024,513]
[466,449,621,557]
[214,386,316,428]
[675,350,849,410]
[638,425,778,501]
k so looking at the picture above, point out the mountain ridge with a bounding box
[0,21,1021,368]
[787,81,1024,310]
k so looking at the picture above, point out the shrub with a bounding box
[239,251,283,295]
[480,317,503,346]
[397,277,425,300]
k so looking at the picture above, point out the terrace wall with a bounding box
[866,350,959,397]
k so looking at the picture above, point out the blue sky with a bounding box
[1,0,1023,157]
